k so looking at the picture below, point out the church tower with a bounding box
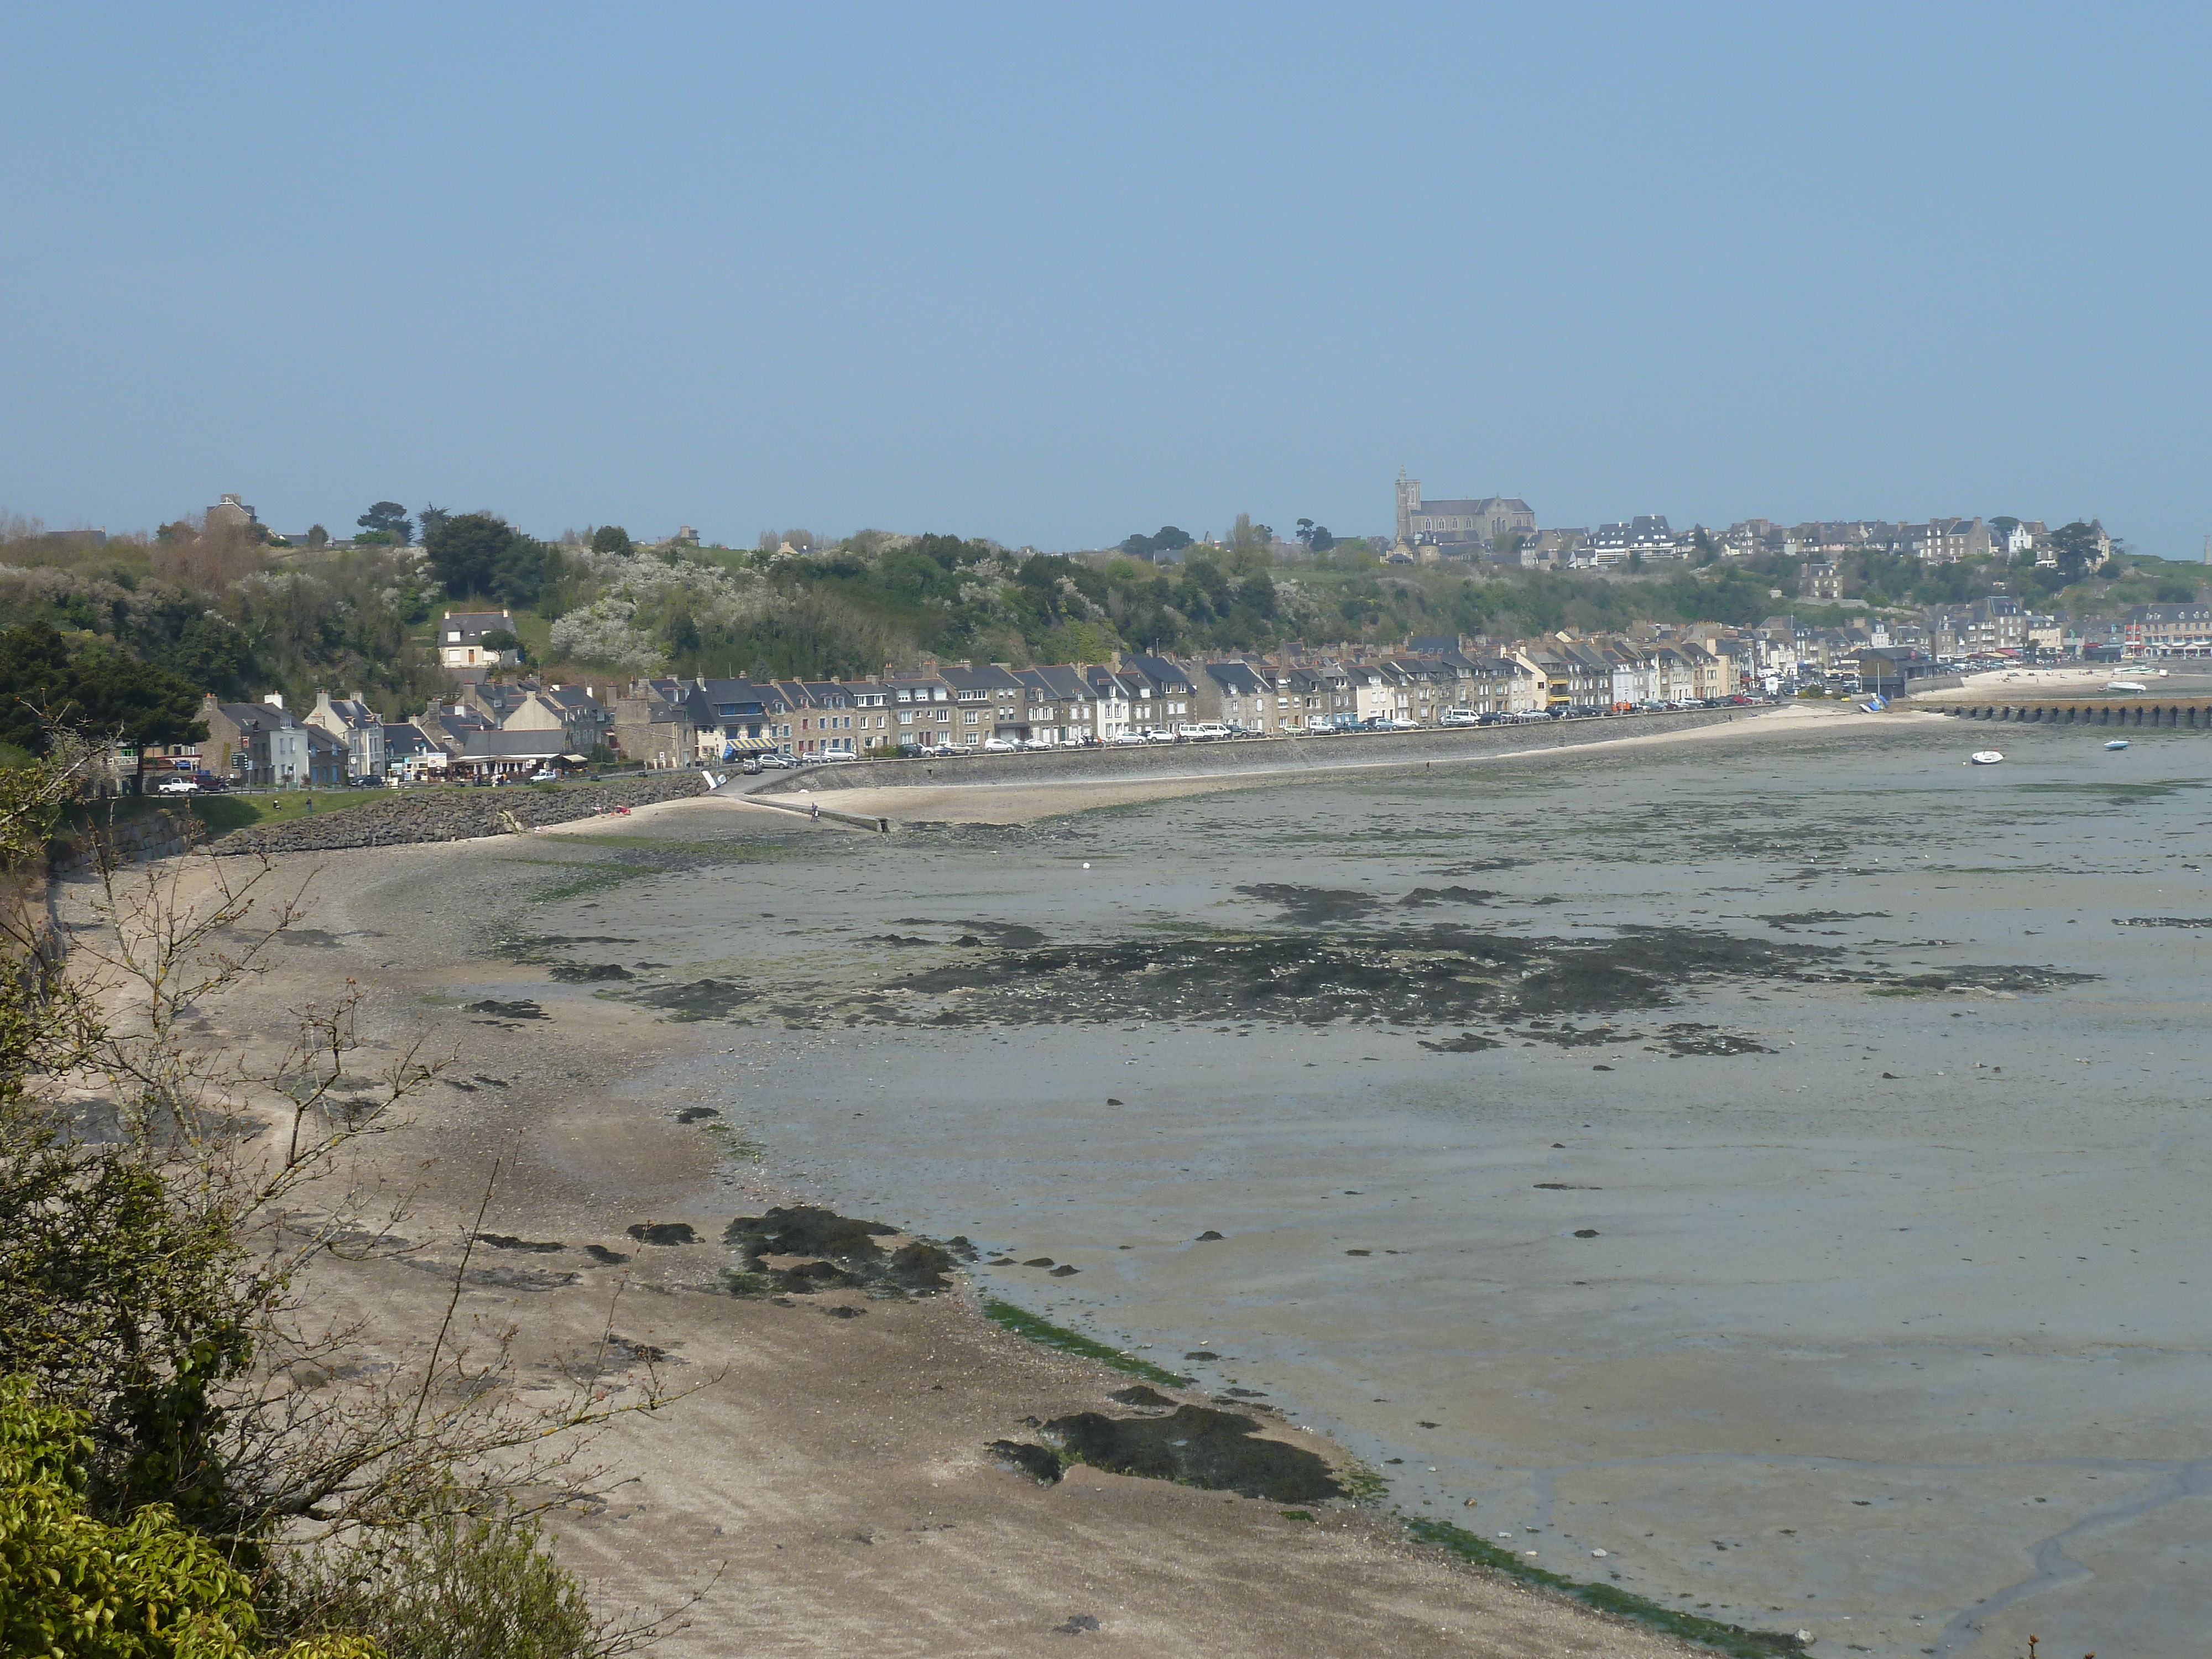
[1395,472,1422,545]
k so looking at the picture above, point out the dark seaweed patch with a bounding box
[674,1106,720,1124]
[1893,964,2098,993]
[1512,962,1666,1014]
[1654,1024,1774,1057]
[583,1244,630,1265]
[476,1233,564,1254]
[961,920,1047,947]
[873,921,1819,1028]
[1515,1022,1632,1048]
[988,1439,1065,1484]
[722,1205,955,1298]
[635,978,755,1021]
[548,962,634,982]
[1108,1385,1176,1409]
[1397,886,1497,907]
[466,998,546,1021]
[1234,883,1386,924]
[2116,916,2212,928]
[1042,1405,1343,1503]
[625,1222,697,1246]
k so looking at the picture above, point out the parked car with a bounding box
[980,737,1020,753]
[154,777,200,795]
[526,769,560,782]
[1111,731,1149,745]
[349,774,384,787]
[742,758,762,775]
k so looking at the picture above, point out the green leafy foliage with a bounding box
[355,504,413,546]
[0,1376,262,1659]
[288,1512,593,1659]
[0,624,207,766]
[422,515,546,608]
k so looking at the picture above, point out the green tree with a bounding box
[415,507,450,545]
[356,504,413,546]
[0,626,206,786]
[588,525,632,557]
[164,617,255,702]
[1228,514,1272,560]
[2044,521,2106,578]
[305,526,330,550]
[422,515,546,607]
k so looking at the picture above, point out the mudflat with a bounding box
[87,707,2204,1657]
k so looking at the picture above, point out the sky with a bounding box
[5,3,2210,557]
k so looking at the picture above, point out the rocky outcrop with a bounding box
[204,772,711,857]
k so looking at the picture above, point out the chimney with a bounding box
[265,691,284,709]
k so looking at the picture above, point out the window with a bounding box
[899,711,913,726]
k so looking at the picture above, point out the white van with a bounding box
[1441,708,1480,726]
[1180,721,1232,741]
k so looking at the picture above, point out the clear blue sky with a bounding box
[6,4,2208,556]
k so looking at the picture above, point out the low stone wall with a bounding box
[204,772,712,857]
[758,708,1745,797]
[51,807,200,875]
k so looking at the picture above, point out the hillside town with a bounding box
[175,595,2208,786]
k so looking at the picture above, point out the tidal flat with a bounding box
[523,716,2209,1659]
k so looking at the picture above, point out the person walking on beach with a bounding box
[810,800,821,823]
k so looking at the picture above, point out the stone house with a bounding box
[306,692,385,778]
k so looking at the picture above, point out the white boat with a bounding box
[1969,750,2004,765]
[2106,680,2147,693]
[2105,739,2130,750]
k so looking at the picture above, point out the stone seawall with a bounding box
[757,708,1746,796]
[51,807,200,874]
[205,772,711,857]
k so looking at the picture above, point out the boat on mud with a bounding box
[1969,750,2004,765]
[2105,739,2131,750]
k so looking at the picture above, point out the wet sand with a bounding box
[74,799,1724,1657]
[599,713,2203,1659]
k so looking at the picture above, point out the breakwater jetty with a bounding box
[1938,696,2212,729]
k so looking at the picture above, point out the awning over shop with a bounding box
[723,738,780,754]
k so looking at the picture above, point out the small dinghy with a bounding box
[1969,750,2004,765]
[2105,739,2130,750]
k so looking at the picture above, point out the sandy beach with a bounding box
[752,700,1897,827]
[65,700,2200,1658]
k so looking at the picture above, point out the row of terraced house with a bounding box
[608,630,1778,766]
[187,628,1786,785]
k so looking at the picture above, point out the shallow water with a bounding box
[531,719,2211,1659]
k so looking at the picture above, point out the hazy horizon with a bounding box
[7,6,2209,556]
